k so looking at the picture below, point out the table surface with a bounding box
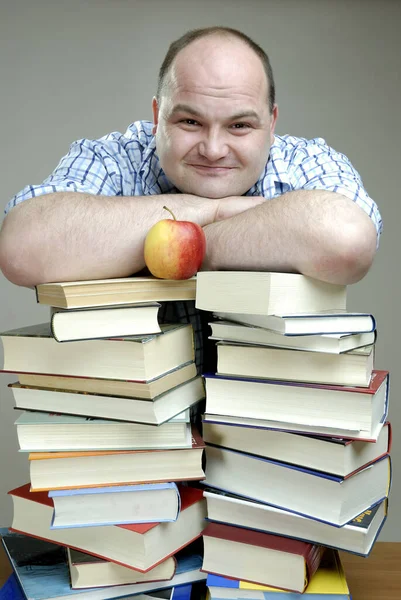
[340,542,401,600]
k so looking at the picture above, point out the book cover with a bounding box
[203,370,390,441]
[28,426,204,463]
[36,276,197,309]
[9,483,203,536]
[206,548,350,598]
[202,522,323,592]
[49,482,181,528]
[0,529,205,600]
[203,447,391,527]
[204,485,388,557]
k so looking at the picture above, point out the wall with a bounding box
[0,0,400,540]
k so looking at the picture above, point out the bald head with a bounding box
[157,27,276,113]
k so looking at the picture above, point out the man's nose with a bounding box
[198,130,228,161]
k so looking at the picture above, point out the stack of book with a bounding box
[0,276,208,600]
[196,271,392,597]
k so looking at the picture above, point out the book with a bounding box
[15,411,193,452]
[67,547,175,587]
[50,303,161,342]
[216,342,374,387]
[0,529,206,600]
[28,428,205,491]
[209,320,376,354]
[8,485,207,572]
[67,542,200,591]
[202,421,391,477]
[204,489,387,557]
[202,522,323,593]
[12,362,197,400]
[1,323,194,381]
[49,483,181,528]
[213,311,375,335]
[195,272,346,315]
[36,276,196,309]
[203,446,391,526]
[206,548,350,599]
[0,573,23,600]
[10,376,204,426]
[203,370,389,441]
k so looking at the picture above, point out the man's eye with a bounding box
[231,123,250,129]
[181,119,199,126]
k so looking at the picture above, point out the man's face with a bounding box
[153,36,278,199]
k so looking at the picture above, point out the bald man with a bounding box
[0,27,380,289]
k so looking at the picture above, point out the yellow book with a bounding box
[206,549,350,598]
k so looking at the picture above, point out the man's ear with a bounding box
[270,104,279,143]
[152,97,159,135]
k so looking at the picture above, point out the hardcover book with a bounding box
[202,522,323,593]
[7,485,207,572]
[212,311,375,336]
[204,446,391,526]
[204,370,389,441]
[209,319,376,353]
[216,341,374,387]
[50,303,161,342]
[27,428,205,491]
[206,548,350,599]
[0,529,206,600]
[1,323,194,381]
[195,272,346,315]
[12,362,197,400]
[36,276,197,309]
[202,421,391,477]
[10,375,204,426]
[204,488,388,557]
[49,482,181,529]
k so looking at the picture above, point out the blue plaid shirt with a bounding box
[6,121,382,372]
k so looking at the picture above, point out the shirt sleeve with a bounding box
[287,138,382,242]
[4,138,127,215]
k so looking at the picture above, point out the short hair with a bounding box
[157,27,276,113]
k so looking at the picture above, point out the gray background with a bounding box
[0,0,400,540]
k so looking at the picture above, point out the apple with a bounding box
[144,206,207,280]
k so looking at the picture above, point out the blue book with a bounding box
[206,549,350,598]
[48,483,181,528]
[0,529,205,600]
[0,574,24,600]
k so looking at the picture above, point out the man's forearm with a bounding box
[202,190,377,285]
[0,192,264,287]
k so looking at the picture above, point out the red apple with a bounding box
[144,207,206,280]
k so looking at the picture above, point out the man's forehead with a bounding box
[167,35,268,92]
[166,102,265,124]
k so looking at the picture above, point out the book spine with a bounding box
[305,544,324,582]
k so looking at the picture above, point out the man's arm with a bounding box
[0,191,265,287]
[202,190,377,285]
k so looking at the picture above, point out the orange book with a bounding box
[28,428,205,491]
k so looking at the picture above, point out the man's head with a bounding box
[152,27,278,199]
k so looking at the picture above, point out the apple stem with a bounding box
[163,206,177,221]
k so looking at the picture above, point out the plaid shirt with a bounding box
[6,121,382,372]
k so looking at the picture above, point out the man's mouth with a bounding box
[188,164,236,175]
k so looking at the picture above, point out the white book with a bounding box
[213,311,375,335]
[210,320,376,354]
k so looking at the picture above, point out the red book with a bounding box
[8,483,206,573]
[202,522,323,593]
[28,427,205,491]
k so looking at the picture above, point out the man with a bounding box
[0,26,381,291]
